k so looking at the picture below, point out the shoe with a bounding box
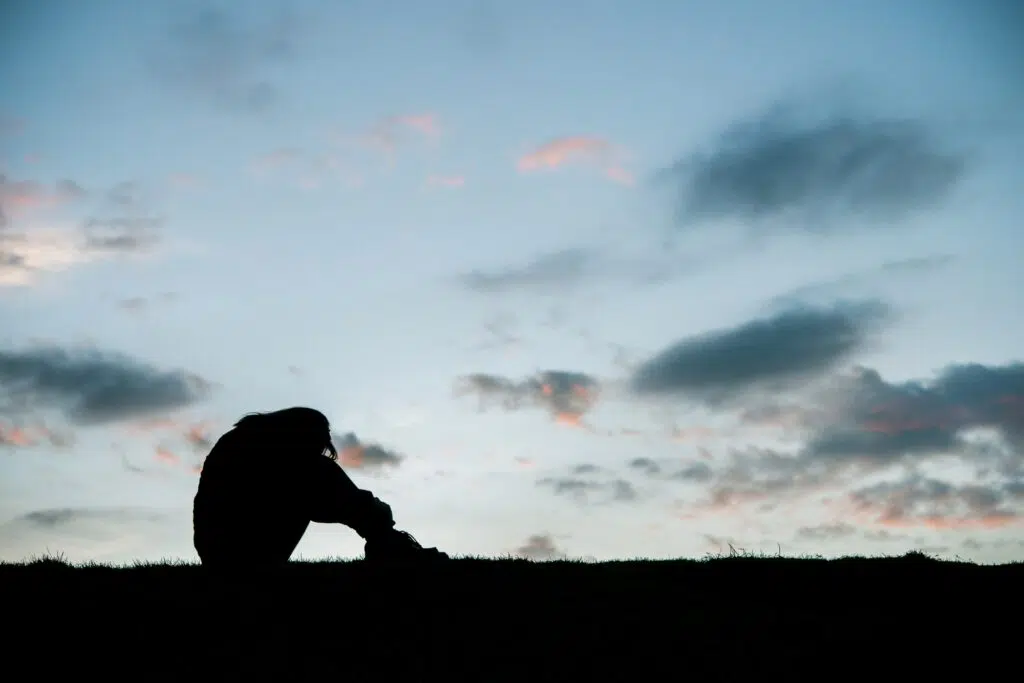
[363,529,449,563]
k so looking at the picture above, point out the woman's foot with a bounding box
[363,529,449,562]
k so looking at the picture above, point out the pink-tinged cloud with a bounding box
[168,173,200,190]
[396,114,440,139]
[427,174,465,188]
[670,425,717,442]
[249,147,361,190]
[0,177,88,215]
[154,446,179,465]
[360,113,441,155]
[517,136,634,185]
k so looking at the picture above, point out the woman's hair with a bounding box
[233,406,338,460]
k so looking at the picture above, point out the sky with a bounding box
[1,0,1022,566]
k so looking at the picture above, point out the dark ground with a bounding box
[2,551,1018,680]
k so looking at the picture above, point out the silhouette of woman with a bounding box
[192,406,448,567]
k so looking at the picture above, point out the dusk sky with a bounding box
[1,0,1022,565]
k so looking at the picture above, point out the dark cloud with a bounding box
[455,370,600,423]
[0,251,25,268]
[332,431,404,470]
[148,4,301,114]
[664,106,966,233]
[0,345,213,425]
[537,474,638,504]
[630,300,891,405]
[514,534,566,561]
[804,362,1024,463]
[677,360,1024,524]
[849,474,1024,529]
[628,457,661,476]
[672,461,714,483]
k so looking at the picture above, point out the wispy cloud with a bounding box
[248,147,357,189]
[517,136,633,185]
[458,246,691,295]
[0,420,72,449]
[427,174,465,189]
[147,3,303,114]
[459,248,596,294]
[333,113,442,163]
[361,113,441,154]
[117,292,178,314]
[768,254,955,308]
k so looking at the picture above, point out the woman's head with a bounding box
[233,406,338,459]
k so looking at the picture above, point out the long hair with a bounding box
[233,406,338,460]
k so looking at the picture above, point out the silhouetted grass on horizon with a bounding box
[3,549,1013,677]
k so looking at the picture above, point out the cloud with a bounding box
[537,474,638,504]
[332,113,441,163]
[630,300,891,405]
[80,182,163,253]
[627,457,662,476]
[249,147,357,189]
[794,522,860,541]
[455,370,600,425]
[0,176,163,286]
[0,175,88,225]
[0,420,72,449]
[458,247,691,295]
[117,292,178,314]
[332,431,404,470]
[362,114,440,154]
[148,4,301,113]
[0,229,104,286]
[664,106,966,233]
[459,248,596,294]
[848,474,1023,530]
[515,534,567,560]
[769,255,955,308]
[800,363,1024,464]
[677,360,1024,525]
[427,174,465,189]
[12,507,168,529]
[0,344,214,425]
[517,137,633,185]
[0,507,176,562]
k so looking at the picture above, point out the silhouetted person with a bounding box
[193,407,448,568]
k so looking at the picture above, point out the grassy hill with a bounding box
[3,550,1016,679]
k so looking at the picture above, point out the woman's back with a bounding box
[193,427,308,565]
